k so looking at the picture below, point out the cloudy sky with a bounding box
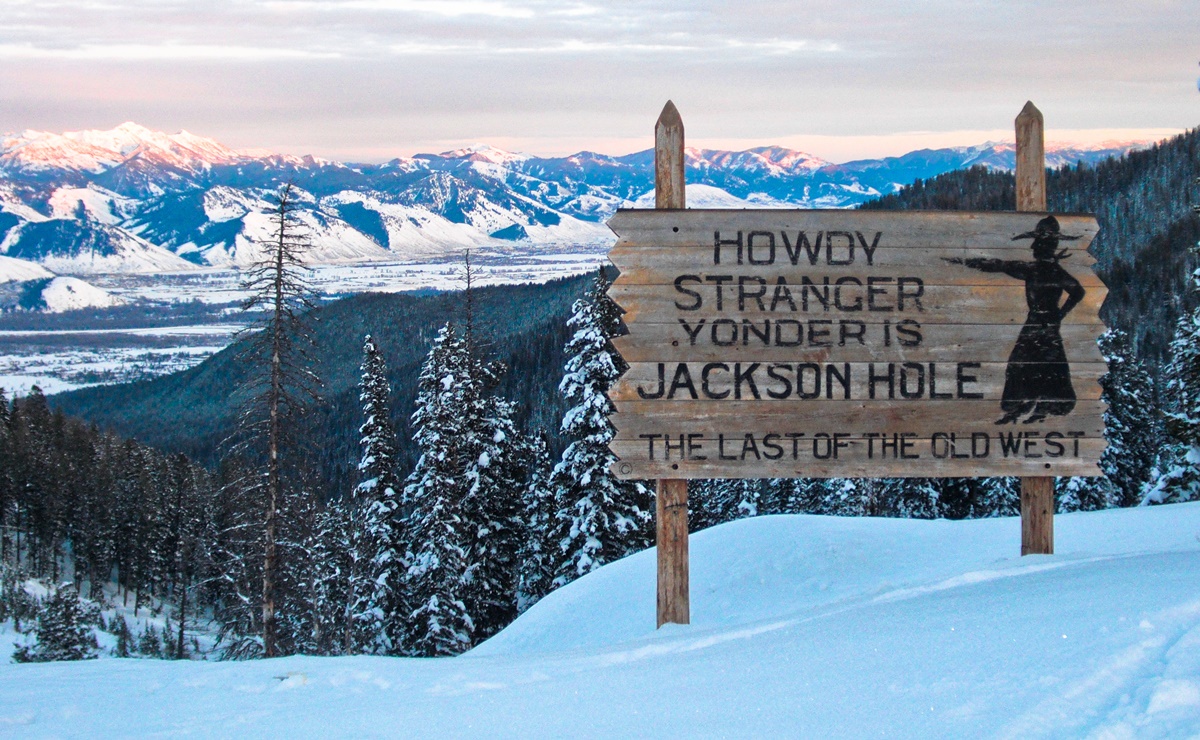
[0,0,1194,162]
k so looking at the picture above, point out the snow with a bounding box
[37,276,124,312]
[0,254,53,283]
[47,186,130,225]
[3,503,1200,736]
[633,183,791,210]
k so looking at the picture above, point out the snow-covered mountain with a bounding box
[0,123,1147,275]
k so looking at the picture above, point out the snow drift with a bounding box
[2,503,1200,737]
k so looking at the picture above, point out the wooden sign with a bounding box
[607,209,1108,479]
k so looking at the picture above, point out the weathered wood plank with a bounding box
[610,361,1105,402]
[607,209,1098,250]
[612,323,1107,364]
[611,399,1107,438]
[609,437,1107,479]
[1021,475,1055,554]
[653,99,689,628]
[1016,102,1048,213]
[1017,100,1054,557]
[609,283,1106,325]
[609,246,1102,284]
[656,478,688,626]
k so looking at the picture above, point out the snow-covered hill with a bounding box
[0,123,1148,276]
[3,503,1198,737]
[20,276,124,312]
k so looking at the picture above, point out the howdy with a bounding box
[713,230,884,266]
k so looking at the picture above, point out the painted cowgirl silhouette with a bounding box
[945,215,1086,424]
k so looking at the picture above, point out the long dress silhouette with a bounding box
[947,215,1086,424]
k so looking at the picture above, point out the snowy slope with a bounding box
[36,276,125,312]
[2,503,1199,737]
[0,254,53,283]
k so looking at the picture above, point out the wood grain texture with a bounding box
[610,399,1107,438]
[1016,102,1048,213]
[609,361,1106,402]
[656,478,689,626]
[654,102,685,211]
[607,209,1098,249]
[612,323,1107,364]
[1017,100,1054,556]
[609,283,1106,325]
[1021,475,1055,554]
[609,246,1102,284]
[654,99,689,628]
[610,438,1106,479]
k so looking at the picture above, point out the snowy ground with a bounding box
[3,503,1200,737]
[90,249,609,305]
[0,324,241,396]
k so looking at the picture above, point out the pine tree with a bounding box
[227,183,322,658]
[348,334,406,654]
[970,477,1020,517]
[692,479,763,527]
[550,272,652,588]
[877,478,944,519]
[1143,262,1200,504]
[1097,329,1160,506]
[1056,476,1112,513]
[401,324,475,656]
[516,434,556,613]
[14,583,99,662]
[309,501,351,655]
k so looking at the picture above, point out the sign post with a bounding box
[654,101,690,628]
[1016,101,1055,555]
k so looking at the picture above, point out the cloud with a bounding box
[0,43,340,61]
[265,0,536,19]
[0,0,1192,161]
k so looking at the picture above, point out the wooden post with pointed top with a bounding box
[1016,100,1054,556]
[654,100,690,627]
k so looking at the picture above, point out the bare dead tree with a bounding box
[227,183,322,658]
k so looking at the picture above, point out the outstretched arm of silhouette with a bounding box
[942,257,1030,280]
[1057,270,1085,321]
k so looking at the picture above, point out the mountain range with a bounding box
[0,122,1148,278]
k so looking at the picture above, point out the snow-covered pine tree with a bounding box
[1094,329,1160,506]
[693,479,763,526]
[783,478,834,514]
[401,323,475,656]
[549,272,652,588]
[516,434,556,613]
[14,583,99,663]
[457,377,525,639]
[1056,475,1112,513]
[348,335,406,654]
[1144,260,1200,504]
[809,478,866,516]
[970,477,1020,517]
[688,480,722,531]
[876,478,945,519]
[308,501,351,655]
